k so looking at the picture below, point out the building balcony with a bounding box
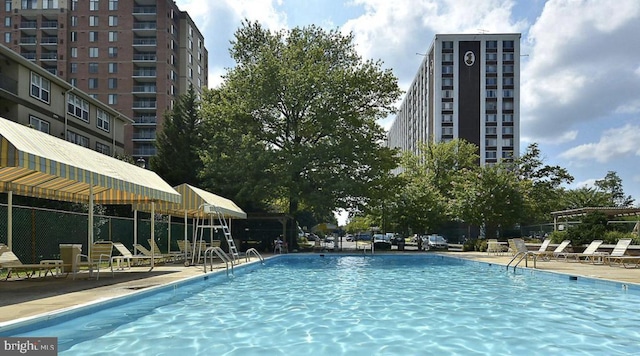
[40,21,58,29]
[40,52,57,60]
[133,53,157,61]
[132,6,157,15]
[133,114,157,125]
[20,52,36,60]
[132,101,157,109]
[0,74,18,95]
[133,38,157,46]
[19,21,37,29]
[132,85,157,94]
[133,22,157,31]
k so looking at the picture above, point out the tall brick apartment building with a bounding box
[2,0,208,160]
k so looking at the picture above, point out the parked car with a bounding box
[427,235,448,250]
[345,234,354,242]
[372,234,392,250]
[355,233,371,241]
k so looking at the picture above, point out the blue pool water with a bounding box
[4,254,640,355]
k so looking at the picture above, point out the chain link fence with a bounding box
[0,203,195,264]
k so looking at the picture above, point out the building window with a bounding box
[503,101,514,110]
[442,78,453,87]
[442,65,453,74]
[43,0,57,9]
[21,0,37,9]
[486,77,497,86]
[442,114,453,123]
[70,78,77,86]
[486,102,497,111]
[486,65,497,73]
[442,127,454,136]
[502,138,514,147]
[503,77,514,86]
[486,127,497,135]
[71,48,78,58]
[108,31,117,42]
[503,89,514,98]
[442,90,453,98]
[70,0,77,11]
[503,40,514,49]
[486,90,497,98]
[502,114,514,123]
[502,126,514,135]
[96,142,111,155]
[67,130,89,148]
[67,92,89,122]
[30,72,50,103]
[486,138,497,147]
[108,63,117,73]
[108,16,117,26]
[88,78,98,89]
[442,53,453,62]
[29,115,49,134]
[108,94,117,104]
[89,63,98,73]
[5,1,11,11]
[502,151,513,159]
[70,16,78,27]
[503,53,514,61]
[70,31,77,42]
[108,78,117,89]
[485,53,497,61]
[89,31,98,42]
[108,0,117,11]
[485,114,497,123]
[442,102,454,110]
[485,151,497,159]
[486,41,497,49]
[3,32,9,43]
[4,16,10,27]
[89,47,99,57]
[97,108,110,132]
[442,41,453,50]
[90,0,99,11]
[89,16,98,27]
[503,65,514,74]
[108,47,117,58]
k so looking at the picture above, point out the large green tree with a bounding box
[594,171,635,207]
[199,21,401,218]
[151,85,203,187]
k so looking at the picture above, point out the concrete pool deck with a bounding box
[1,251,640,325]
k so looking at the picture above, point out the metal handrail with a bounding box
[204,246,233,276]
[245,248,264,264]
[506,251,537,271]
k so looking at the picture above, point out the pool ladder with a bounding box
[245,248,264,264]
[204,246,234,276]
[506,251,537,271]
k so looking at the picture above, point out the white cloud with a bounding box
[521,0,640,144]
[559,124,640,163]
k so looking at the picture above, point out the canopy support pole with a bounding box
[88,185,94,257]
[150,201,155,270]
[7,190,12,250]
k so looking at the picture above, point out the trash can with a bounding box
[59,244,82,273]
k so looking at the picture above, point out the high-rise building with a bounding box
[388,33,520,166]
[2,0,208,160]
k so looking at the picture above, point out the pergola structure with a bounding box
[551,207,640,232]
[0,117,181,261]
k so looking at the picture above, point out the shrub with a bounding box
[602,231,638,244]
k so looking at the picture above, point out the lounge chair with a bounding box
[0,245,61,280]
[603,239,635,267]
[557,240,603,263]
[74,241,114,280]
[111,242,156,269]
[486,239,507,255]
[176,239,192,260]
[532,240,571,261]
[133,243,168,264]
[148,239,182,263]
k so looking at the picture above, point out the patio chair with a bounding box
[177,239,193,260]
[603,239,634,267]
[486,239,507,255]
[111,242,156,269]
[148,239,182,263]
[557,240,603,263]
[531,239,570,261]
[73,241,114,280]
[0,245,60,280]
[133,243,168,264]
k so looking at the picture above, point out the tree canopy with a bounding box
[198,21,402,220]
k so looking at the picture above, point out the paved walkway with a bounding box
[1,251,639,326]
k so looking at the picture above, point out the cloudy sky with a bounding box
[175,0,640,209]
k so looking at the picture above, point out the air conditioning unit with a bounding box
[202,204,217,214]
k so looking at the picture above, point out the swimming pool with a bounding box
[3,254,640,355]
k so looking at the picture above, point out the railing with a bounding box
[245,248,264,264]
[133,22,157,30]
[133,38,157,46]
[133,69,157,77]
[133,6,157,14]
[506,251,537,271]
[204,246,233,276]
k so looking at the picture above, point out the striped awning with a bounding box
[0,117,181,204]
[132,183,247,219]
